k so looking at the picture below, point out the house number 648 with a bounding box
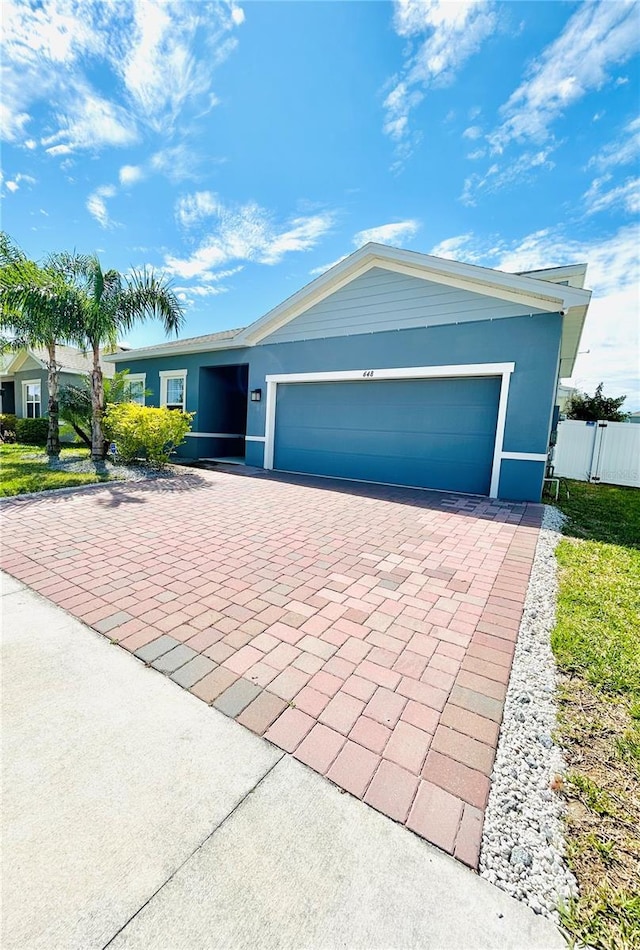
[362,370,375,377]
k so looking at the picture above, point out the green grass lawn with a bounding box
[553,479,640,949]
[0,444,112,497]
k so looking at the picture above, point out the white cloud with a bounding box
[1,0,244,152]
[310,219,421,276]
[584,175,640,216]
[230,5,245,26]
[86,184,117,228]
[171,265,244,304]
[463,125,482,140]
[490,2,640,153]
[429,233,486,264]
[150,145,200,183]
[461,148,555,205]
[0,103,31,143]
[383,0,496,165]
[119,164,144,187]
[309,256,349,277]
[45,144,73,156]
[3,172,36,193]
[460,5,640,205]
[174,285,229,303]
[175,191,220,228]
[353,220,420,247]
[261,215,336,265]
[117,0,241,135]
[429,224,640,409]
[41,86,138,153]
[588,115,640,172]
[165,198,335,279]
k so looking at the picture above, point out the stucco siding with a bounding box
[117,311,563,501]
[13,369,48,417]
[261,268,546,344]
[499,459,546,503]
[13,370,80,417]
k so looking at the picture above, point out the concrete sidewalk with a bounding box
[1,573,564,950]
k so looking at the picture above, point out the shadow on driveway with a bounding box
[0,471,210,511]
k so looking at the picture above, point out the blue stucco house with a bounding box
[105,244,591,502]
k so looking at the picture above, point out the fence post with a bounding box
[589,420,608,483]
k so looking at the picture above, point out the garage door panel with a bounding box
[274,446,492,494]
[274,377,500,495]
[277,425,496,458]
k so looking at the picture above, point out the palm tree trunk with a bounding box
[90,342,105,462]
[71,424,92,448]
[46,342,61,459]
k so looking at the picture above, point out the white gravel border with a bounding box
[480,505,577,920]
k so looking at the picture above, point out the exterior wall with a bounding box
[13,370,79,417]
[262,267,545,344]
[498,459,546,503]
[116,310,563,501]
[13,369,49,417]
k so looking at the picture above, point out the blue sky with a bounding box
[2,0,639,408]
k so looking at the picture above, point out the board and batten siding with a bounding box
[261,267,545,344]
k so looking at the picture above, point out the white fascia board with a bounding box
[6,349,46,374]
[559,304,589,377]
[240,243,591,346]
[516,263,588,289]
[7,350,91,376]
[104,338,245,362]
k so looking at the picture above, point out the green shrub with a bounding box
[14,417,49,445]
[0,413,18,442]
[103,403,193,467]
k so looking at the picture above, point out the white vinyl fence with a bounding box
[553,419,640,488]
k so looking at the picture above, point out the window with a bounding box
[125,374,146,406]
[160,370,187,411]
[22,380,41,418]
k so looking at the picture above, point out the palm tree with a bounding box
[54,254,184,461]
[0,233,83,458]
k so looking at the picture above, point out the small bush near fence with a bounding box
[104,403,193,467]
[14,417,49,445]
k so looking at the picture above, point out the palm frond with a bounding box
[117,267,185,335]
[0,232,27,267]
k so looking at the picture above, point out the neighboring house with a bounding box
[0,345,117,418]
[629,411,640,424]
[556,383,577,414]
[105,243,592,502]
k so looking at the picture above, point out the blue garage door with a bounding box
[273,376,501,495]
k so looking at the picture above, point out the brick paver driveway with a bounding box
[1,468,541,868]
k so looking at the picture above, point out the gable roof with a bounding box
[1,344,117,378]
[105,242,592,376]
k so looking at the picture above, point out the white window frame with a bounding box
[21,379,42,419]
[125,373,146,406]
[260,362,529,499]
[159,369,187,411]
